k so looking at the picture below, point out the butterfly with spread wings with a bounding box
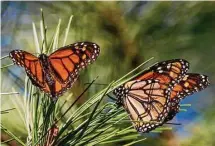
[9,42,100,100]
[113,59,190,132]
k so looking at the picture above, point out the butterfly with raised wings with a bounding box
[9,42,100,100]
[113,59,210,133]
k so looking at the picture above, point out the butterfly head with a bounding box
[39,54,49,66]
[39,53,48,60]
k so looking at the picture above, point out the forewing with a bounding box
[48,42,100,84]
[170,73,210,100]
[136,59,189,85]
[165,73,210,122]
[9,50,44,87]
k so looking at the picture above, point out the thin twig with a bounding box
[1,108,16,112]
[0,92,19,95]
[1,125,25,146]
[1,63,14,69]
[0,55,9,60]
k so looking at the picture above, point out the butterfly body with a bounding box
[38,53,59,99]
[9,42,100,100]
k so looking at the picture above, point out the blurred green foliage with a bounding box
[181,105,215,146]
[1,1,215,146]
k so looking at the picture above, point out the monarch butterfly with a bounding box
[165,73,210,122]
[9,42,100,100]
[113,59,190,132]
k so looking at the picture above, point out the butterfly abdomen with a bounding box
[39,54,54,83]
[39,54,56,97]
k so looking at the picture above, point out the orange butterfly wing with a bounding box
[165,73,210,122]
[48,42,100,84]
[136,59,189,84]
[9,50,45,87]
[9,50,54,95]
[114,59,189,132]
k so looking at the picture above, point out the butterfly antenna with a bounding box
[165,122,181,125]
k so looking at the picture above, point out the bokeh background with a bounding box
[1,1,215,146]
